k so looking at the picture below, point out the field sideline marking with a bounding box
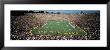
[69,21,87,34]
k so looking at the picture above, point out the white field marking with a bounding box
[68,23,79,35]
[34,27,38,29]
[57,22,60,23]
[69,22,75,29]
[32,21,48,34]
[69,29,71,30]
[75,24,88,39]
[41,22,48,28]
[75,24,87,34]
[69,22,87,35]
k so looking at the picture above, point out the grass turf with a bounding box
[31,20,86,36]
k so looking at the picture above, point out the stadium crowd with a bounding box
[11,11,100,40]
[69,14,100,40]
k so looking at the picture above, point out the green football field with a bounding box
[31,20,86,36]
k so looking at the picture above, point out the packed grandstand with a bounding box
[11,10,100,40]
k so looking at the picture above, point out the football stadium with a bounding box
[11,10,100,40]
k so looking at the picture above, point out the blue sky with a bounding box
[34,10,100,14]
